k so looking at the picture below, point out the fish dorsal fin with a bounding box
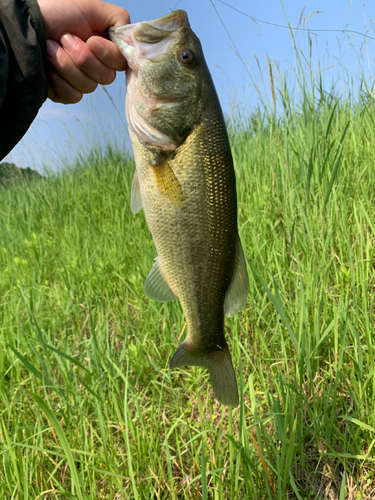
[224,237,249,317]
[152,159,185,206]
[144,257,177,302]
[131,170,143,214]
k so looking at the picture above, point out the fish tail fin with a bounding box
[170,341,239,407]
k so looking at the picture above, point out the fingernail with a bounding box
[46,39,58,58]
[61,33,77,51]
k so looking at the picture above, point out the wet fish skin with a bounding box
[110,10,248,407]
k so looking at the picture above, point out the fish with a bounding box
[109,10,249,407]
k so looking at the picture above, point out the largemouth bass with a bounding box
[110,10,248,407]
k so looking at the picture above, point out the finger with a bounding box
[88,3,130,33]
[105,5,130,28]
[86,36,127,71]
[47,39,99,93]
[47,71,83,104]
[60,34,117,85]
[38,0,130,41]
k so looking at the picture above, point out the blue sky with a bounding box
[4,0,375,171]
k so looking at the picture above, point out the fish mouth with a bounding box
[109,10,190,66]
[142,9,190,32]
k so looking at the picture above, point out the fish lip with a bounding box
[109,10,189,35]
[146,9,190,31]
[109,24,137,62]
[109,10,190,60]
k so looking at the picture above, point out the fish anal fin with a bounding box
[131,170,143,214]
[170,340,239,407]
[144,256,177,302]
[224,237,249,317]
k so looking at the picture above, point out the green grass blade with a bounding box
[29,393,86,500]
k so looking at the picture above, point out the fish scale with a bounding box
[136,112,236,345]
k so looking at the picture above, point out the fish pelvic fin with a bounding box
[144,256,177,302]
[131,170,143,214]
[170,341,239,408]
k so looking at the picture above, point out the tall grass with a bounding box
[2,84,375,497]
[2,30,375,497]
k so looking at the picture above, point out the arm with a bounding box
[0,0,48,160]
[0,0,129,160]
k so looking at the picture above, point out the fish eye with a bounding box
[179,49,194,64]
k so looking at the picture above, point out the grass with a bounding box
[2,74,375,499]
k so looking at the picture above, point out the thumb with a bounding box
[95,2,130,30]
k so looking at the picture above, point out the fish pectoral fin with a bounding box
[170,341,239,408]
[144,256,177,302]
[224,236,249,317]
[131,170,143,214]
[153,160,184,206]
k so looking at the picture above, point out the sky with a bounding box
[3,0,375,171]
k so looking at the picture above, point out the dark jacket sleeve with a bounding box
[0,0,48,160]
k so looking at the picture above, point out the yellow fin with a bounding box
[153,160,184,206]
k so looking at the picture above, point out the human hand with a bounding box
[37,0,130,104]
